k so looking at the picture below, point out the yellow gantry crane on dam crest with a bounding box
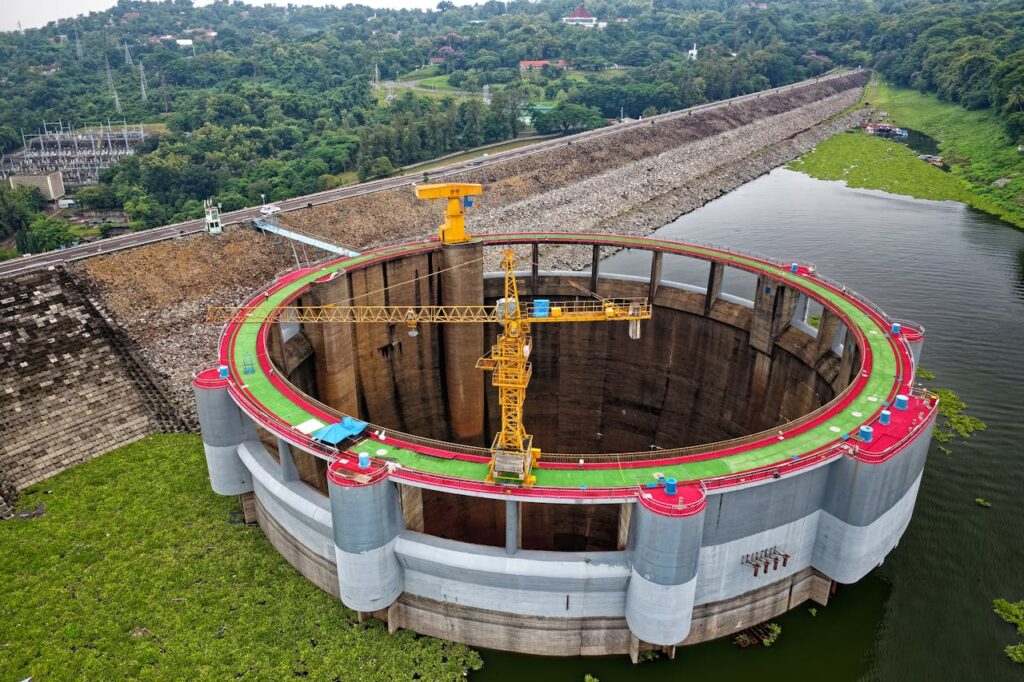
[208,183,652,486]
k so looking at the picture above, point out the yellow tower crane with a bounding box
[414,182,482,244]
[208,183,651,486]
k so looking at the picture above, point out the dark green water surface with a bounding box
[473,168,1024,682]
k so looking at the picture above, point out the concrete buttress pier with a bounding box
[440,240,485,441]
[747,276,798,428]
[192,369,254,496]
[328,469,405,613]
[625,488,706,647]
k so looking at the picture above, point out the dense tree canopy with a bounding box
[0,0,1020,247]
[869,1,1024,137]
[532,102,606,134]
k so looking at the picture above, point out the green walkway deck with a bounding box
[225,233,902,489]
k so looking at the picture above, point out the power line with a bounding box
[74,23,83,59]
[158,67,169,113]
[350,255,486,303]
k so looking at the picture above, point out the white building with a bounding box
[10,172,65,201]
[562,6,598,27]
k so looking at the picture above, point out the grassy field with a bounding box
[790,78,1023,229]
[396,65,442,81]
[67,223,103,240]
[375,86,474,106]
[416,74,458,91]
[0,435,482,681]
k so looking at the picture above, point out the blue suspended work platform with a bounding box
[312,417,369,445]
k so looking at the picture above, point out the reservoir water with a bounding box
[475,168,1024,681]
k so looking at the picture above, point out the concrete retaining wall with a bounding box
[202,417,931,656]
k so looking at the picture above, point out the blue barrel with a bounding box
[880,409,892,425]
[665,477,678,496]
[218,365,229,379]
[891,322,902,335]
[895,394,909,410]
[859,425,874,442]
[790,262,799,273]
[533,299,550,318]
[358,452,370,469]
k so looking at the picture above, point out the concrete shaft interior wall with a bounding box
[403,484,626,552]
[281,259,851,456]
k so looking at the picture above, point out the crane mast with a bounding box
[475,248,538,484]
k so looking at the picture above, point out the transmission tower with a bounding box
[158,67,170,113]
[105,55,122,115]
[123,40,133,66]
[74,23,83,59]
[373,62,381,92]
[139,60,148,102]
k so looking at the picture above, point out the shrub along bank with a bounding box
[0,435,482,681]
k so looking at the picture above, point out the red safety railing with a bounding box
[214,226,930,498]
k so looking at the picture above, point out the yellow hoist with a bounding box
[208,183,651,486]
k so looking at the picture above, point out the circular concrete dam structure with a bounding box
[194,232,936,659]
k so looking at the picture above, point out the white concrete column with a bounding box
[505,499,519,555]
[277,437,299,482]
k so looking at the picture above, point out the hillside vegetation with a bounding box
[0,0,1021,253]
[871,81,1024,228]
[790,79,1024,229]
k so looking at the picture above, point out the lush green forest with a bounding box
[0,0,1021,254]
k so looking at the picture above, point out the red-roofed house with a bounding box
[519,59,568,71]
[561,6,598,27]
